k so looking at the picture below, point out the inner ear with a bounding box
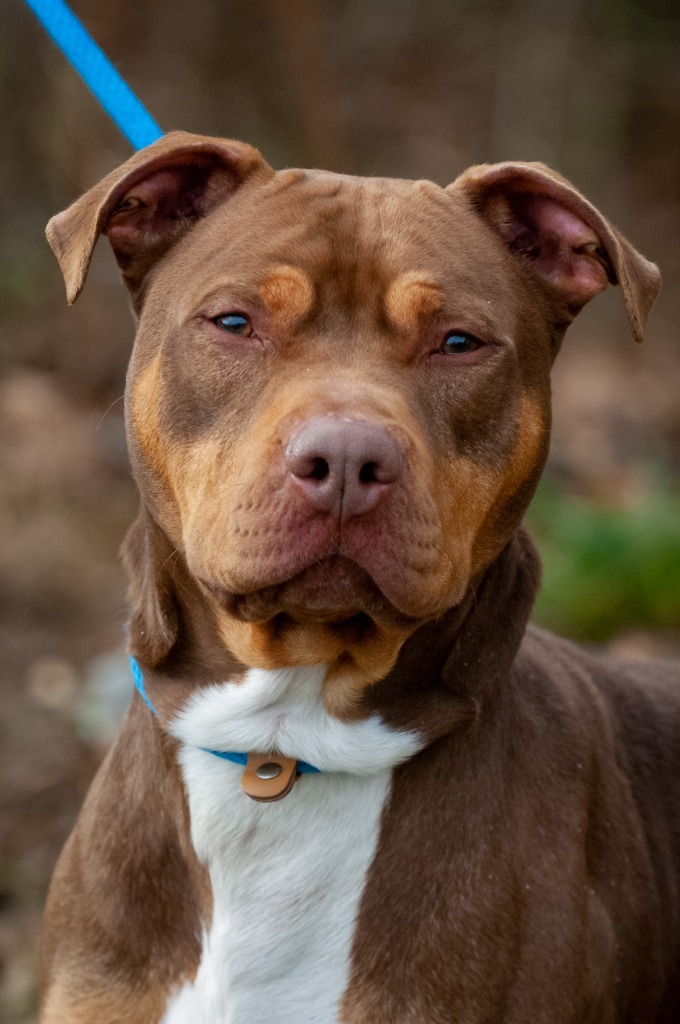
[105,156,240,295]
[485,189,615,313]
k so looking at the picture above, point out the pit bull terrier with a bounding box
[40,131,680,1023]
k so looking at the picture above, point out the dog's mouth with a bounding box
[203,555,415,628]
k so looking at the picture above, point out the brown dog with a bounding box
[40,131,680,1023]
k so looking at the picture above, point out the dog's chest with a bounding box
[162,666,422,1024]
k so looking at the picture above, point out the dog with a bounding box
[39,131,680,1023]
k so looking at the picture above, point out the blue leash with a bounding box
[130,657,320,774]
[23,0,163,148]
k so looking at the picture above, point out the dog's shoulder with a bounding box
[512,625,680,816]
[518,623,680,726]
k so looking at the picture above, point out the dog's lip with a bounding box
[201,555,415,627]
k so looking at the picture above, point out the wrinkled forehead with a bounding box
[166,168,522,328]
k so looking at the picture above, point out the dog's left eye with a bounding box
[213,313,254,336]
[441,331,482,355]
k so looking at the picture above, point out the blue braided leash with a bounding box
[130,657,320,774]
[23,0,163,148]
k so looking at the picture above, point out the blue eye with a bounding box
[442,331,482,355]
[213,313,253,336]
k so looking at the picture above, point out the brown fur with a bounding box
[40,701,212,1020]
[40,132,680,1023]
[344,536,680,1022]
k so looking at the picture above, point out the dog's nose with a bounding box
[285,417,403,519]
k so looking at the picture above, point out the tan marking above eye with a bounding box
[258,264,314,325]
[384,272,444,333]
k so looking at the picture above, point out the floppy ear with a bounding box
[122,509,179,667]
[46,130,273,303]
[451,162,661,344]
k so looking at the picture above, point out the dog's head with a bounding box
[48,132,660,711]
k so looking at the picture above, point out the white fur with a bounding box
[162,666,423,1024]
[170,664,422,773]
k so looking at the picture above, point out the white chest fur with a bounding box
[162,666,422,1024]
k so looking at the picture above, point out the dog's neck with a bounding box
[362,527,542,744]
[125,512,541,747]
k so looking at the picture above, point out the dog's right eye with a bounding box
[213,313,254,336]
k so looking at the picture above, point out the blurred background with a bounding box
[1,0,679,1018]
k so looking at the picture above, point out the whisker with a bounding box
[96,394,125,432]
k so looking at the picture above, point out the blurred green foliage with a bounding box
[527,476,680,642]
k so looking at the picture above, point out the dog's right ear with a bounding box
[47,131,273,303]
[122,509,179,668]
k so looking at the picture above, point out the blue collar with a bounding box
[129,656,320,774]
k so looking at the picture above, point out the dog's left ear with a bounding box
[451,162,661,343]
[47,131,273,303]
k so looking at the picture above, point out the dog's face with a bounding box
[128,172,550,658]
[47,133,660,708]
